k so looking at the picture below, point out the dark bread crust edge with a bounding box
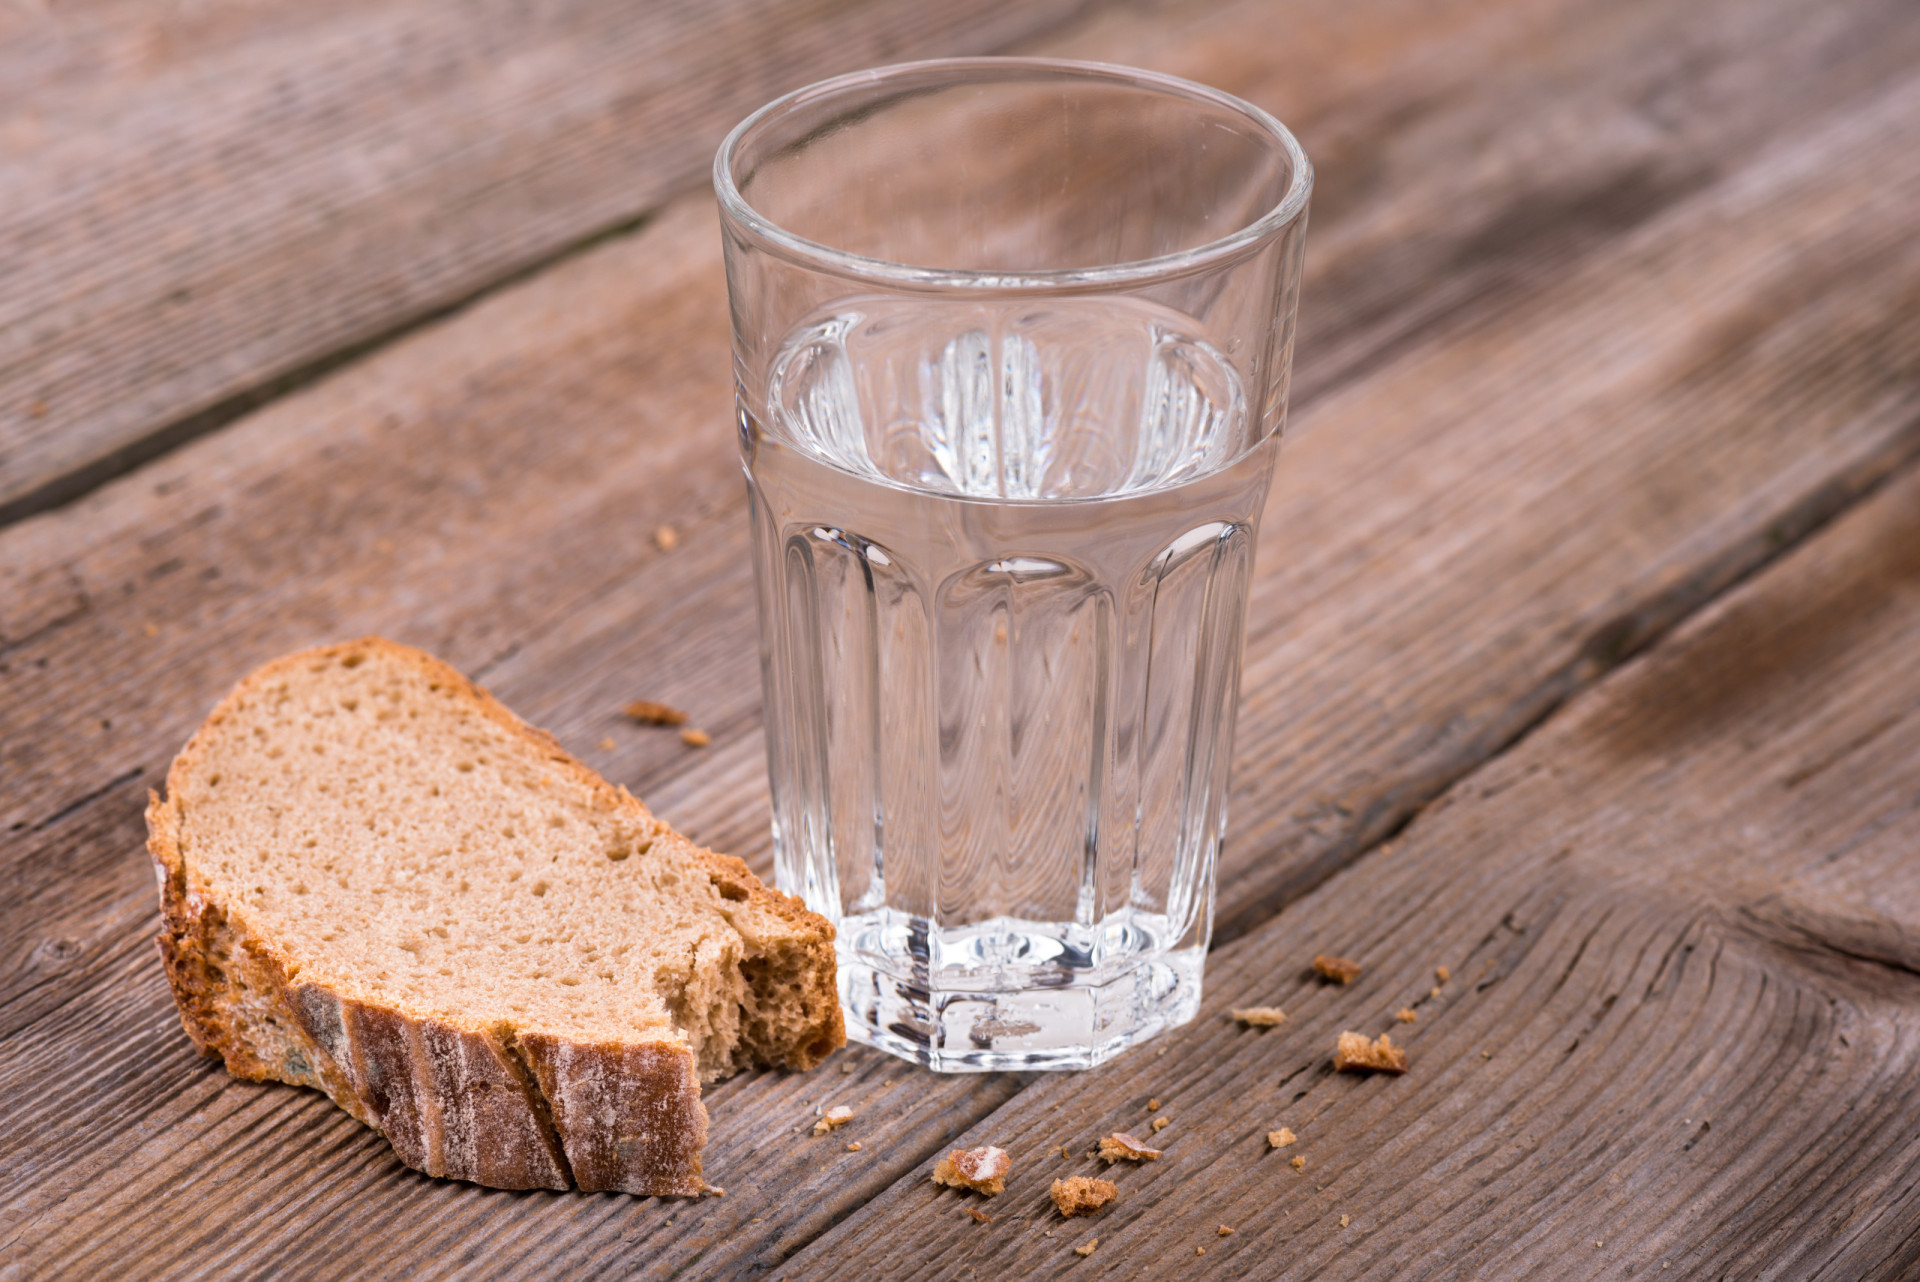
[147,636,845,1195]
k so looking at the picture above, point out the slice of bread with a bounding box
[147,638,843,1195]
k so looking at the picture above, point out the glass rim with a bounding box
[714,56,1313,294]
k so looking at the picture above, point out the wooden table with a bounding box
[4,0,1918,1275]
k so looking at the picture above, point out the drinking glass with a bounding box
[715,58,1310,1070]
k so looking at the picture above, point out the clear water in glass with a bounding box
[745,295,1276,1070]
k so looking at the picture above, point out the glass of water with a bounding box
[715,58,1310,1070]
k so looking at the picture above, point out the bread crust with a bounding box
[148,637,844,1195]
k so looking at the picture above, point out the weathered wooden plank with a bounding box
[455,41,1920,950]
[1029,0,1920,405]
[8,0,1917,951]
[0,0,1098,522]
[0,943,1021,1280]
[786,463,1920,1278]
[4,0,1920,1276]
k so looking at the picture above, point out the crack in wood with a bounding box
[6,0,1920,1274]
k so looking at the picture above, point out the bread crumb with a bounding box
[1436,965,1451,982]
[845,1141,862,1152]
[1291,1156,1306,1170]
[1050,1176,1117,1217]
[1268,1127,1296,1149]
[143,622,159,638]
[1217,1225,1235,1236]
[1341,1215,1350,1228]
[1430,986,1443,998]
[704,1183,725,1196]
[934,1146,1010,1195]
[1313,954,1363,983]
[1097,1132,1162,1162]
[1334,1030,1409,1074]
[967,1207,993,1225]
[840,1062,856,1074]
[812,1105,854,1135]
[1396,1008,1418,1023]
[1231,1005,1288,1027]
[598,737,616,751]
[654,525,679,551]
[1151,1116,1170,1132]
[1073,1238,1098,1257]
[1482,1050,1493,1059]
[1148,1098,1161,1111]
[1196,1246,1206,1256]
[680,727,712,748]
[622,699,688,726]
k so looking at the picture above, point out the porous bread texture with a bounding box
[1333,1030,1409,1074]
[932,1146,1010,1195]
[148,638,843,1195]
[1050,1176,1117,1217]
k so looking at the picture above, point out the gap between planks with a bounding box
[4,0,1920,1275]
[0,0,1103,528]
[779,460,1920,1280]
[7,0,1912,1059]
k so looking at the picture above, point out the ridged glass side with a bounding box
[744,297,1274,1068]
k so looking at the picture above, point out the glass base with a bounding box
[835,925,1205,1072]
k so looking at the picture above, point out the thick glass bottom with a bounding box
[834,913,1205,1071]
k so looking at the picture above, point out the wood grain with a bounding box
[789,463,1920,1279]
[2,959,1022,1279]
[1026,0,1920,404]
[9,0,1918,961]
[0,0,1098,522]
[4,0,1920,1275]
